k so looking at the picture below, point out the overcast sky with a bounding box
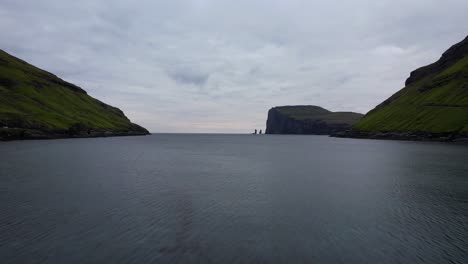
[1,0,467,133]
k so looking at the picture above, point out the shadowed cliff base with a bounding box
[0,124,149,141]
[333,130,468,143]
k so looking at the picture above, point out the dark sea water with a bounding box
[1,134,468,264]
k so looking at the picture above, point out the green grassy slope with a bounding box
[0,49,148,138]
[354,36,468,135]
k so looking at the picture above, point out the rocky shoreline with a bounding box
[332,130,468,143]
[0,125,150,141]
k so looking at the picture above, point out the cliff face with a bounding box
[405,36,468,86]
[342,35,468,142]
[0,49,149,140]
[266,106,363,135]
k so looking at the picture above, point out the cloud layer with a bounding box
[1,0,467,132]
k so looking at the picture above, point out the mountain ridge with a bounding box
[335,35,468,142]
[0,49,149,140]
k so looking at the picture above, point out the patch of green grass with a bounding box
[275,105,331,119]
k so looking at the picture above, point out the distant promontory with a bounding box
[265,105,363,135]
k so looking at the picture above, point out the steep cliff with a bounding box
[339,35,468,142]
[266,106,363,135]
[0,49,149,140]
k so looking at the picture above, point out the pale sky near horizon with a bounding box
[1,0,467,133]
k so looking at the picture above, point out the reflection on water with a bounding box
[0,135,467,263]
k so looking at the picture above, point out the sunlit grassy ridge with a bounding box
[354,37,468,134]
[0,49,148,134]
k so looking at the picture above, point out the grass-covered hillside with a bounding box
[266,105,363,135]
[353,36,468,138]
[0,49,149,140]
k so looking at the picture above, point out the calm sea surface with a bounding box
[1,134,468,263]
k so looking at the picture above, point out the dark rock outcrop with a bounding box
[406,36,468,86]
[266,105,363,135]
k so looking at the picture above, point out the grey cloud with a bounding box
[1,0,467,133]
[167,68,210,86]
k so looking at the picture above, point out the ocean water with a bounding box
[1,134,467,264]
